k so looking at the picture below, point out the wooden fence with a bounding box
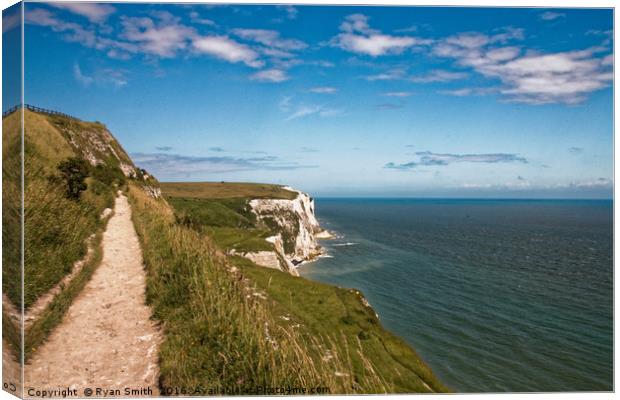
[2,104,77,119]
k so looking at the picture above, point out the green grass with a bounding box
[232,257,449,393]
[24,229,105,360]
[203,227,274,253]
[3,108,130,336]
[129,184,389,394]
[161,181,297,200]
[15,110,121,309]
[2,112,22,314]
[168,197,255,228]
[167,196,275,253]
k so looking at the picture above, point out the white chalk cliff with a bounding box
[236,187,331,275]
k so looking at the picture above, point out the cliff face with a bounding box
[45,111,161,198]
[242,188,328,274]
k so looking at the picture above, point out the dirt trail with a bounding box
[25,195,161,396]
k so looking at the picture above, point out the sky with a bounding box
[3,2,614,198]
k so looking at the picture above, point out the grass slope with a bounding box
[161,181,448,393]
[235,257,448,393]
[163,190,275,254]
[18,110,124,309]
[3,108,132,342]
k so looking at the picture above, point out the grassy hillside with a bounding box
[21,110,129,308]
[3,107,141,362]
[159,182,449,393]
[162,183,284,254]
[3,109,135,309]
[2,111,22,313]
[161,181,298,200]
[235,257,448,393]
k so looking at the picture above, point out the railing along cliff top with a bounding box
[2,104,77,119]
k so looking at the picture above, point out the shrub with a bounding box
[91,163,126,187]
[57,157,90,200]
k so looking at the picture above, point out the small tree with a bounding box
[57,157,90,200]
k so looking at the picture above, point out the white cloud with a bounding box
[540,11,566,21]
[27,8,97,46]
[337,33,418,57]
[279,96,293,111]
[458,178,612,193]
[285,104,341,121]
[189,11,215,26]
[2,9,20,33]
[132,152,315,177]
[382,91,413,97]
[232,29,307,51]
[568,178,612,189]
[446,32,490,49]
[409,69,469,83]
[275,5,298,20]
[365,68,467,84]
[120,16,195,58]
[309,87,338,94]
[435,28,523,55]
[332,14,430,57]
[483,48,613,104]
[386,151,527,170]
[395,25,418,33]
[485,46,521,62]
[193,35,264,68]
[250,68,289,82]
[280,98,341,121]
[260,47,295,59]
[439,88,474,97]
[26,8,142,59]
[73,63,128,88]
[73,63,94,86]
[339,13,376,34]
[434,29,612,104]
[364,68,407,81]
[286,105,321,121]
[438,87,497,97]
[50,3,115,24]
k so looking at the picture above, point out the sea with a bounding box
[298,198,613,393]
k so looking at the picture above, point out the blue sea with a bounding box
[299,199,613,393]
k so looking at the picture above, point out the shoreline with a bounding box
[293,229,336,270]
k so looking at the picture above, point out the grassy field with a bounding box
[165,193,275,254]
[161,181,298,200]
[156,181,448,393]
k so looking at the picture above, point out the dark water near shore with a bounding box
[299,199,613,392]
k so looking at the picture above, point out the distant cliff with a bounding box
[231,188,331,275]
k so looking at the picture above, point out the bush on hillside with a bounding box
[57,157,90,200]
[91,163,126,187]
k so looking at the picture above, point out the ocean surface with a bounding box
[299,199,613,393]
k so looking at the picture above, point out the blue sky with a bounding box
[4,3,614,198]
